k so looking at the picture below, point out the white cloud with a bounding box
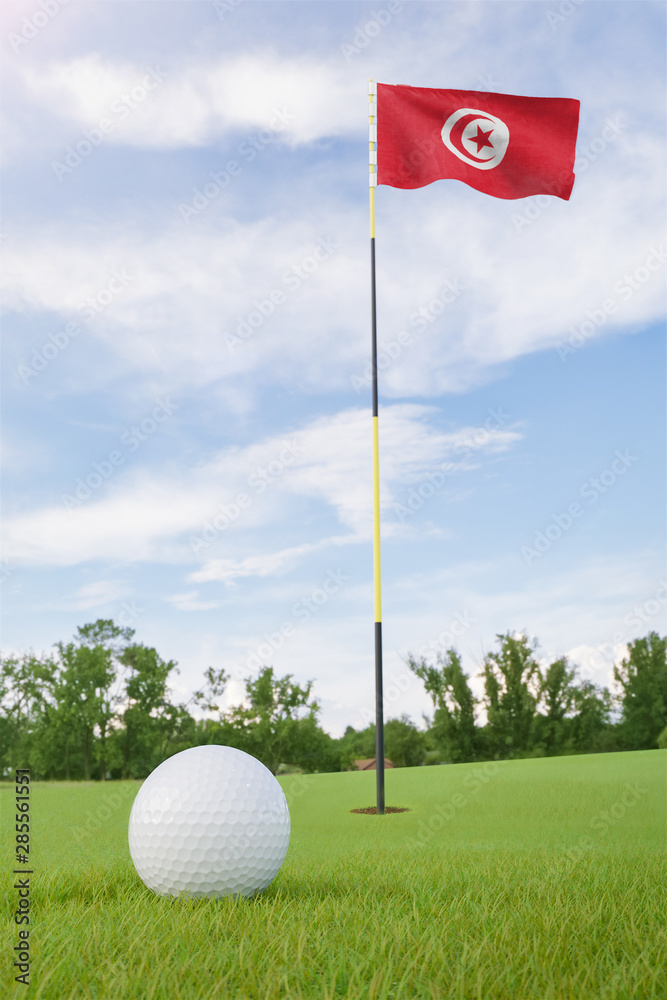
[3,475,204,567]
[52,578,129,611]
[279,405,522,533]
[10,51,363,151]
[5,1,664,157]
[1,405,522,570]
[4,112,664,402]
[166,591,222,612]
[565,643,627,690]
[189,536,358,586]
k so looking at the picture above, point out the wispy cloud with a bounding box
[166,591,222,612]
[51,578,129,611]
[2,405,523,570]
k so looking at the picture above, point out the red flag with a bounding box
[376,84,580,201]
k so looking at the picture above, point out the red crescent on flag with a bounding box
[447,113,496,163]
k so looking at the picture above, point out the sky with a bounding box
[1,0,665,738]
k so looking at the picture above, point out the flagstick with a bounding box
[369,82,384,816]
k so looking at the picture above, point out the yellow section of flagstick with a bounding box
[372,415,382,622]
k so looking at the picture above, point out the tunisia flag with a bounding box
[376,84,580,201]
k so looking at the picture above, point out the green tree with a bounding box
[118,643,181,777]
[76,619,134,652]
[384,714,426,767]
[157,703,197,760]
[569,679,616,753]
[188,667,231,749]
[614,633,667,749]
[481,633,540,758]
[55,620,134,780]
[192,667,229,714]
[336,717,425,768]
[289,714,344,773]
[28,686,73,780]
[532,657,577,756]
[408,649,479,762]
[0,653,57,774]
[222,666,320,774]
[336,724,376,768]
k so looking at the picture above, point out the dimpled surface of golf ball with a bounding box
[128,745,290,898]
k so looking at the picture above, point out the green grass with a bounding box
[2,750,666,999]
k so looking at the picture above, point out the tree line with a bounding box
[1,620,665,780]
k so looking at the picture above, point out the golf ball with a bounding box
[128,745,290,898]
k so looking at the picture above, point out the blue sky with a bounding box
[1,0,665,736]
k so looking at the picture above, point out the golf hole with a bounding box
[350,806,410,815]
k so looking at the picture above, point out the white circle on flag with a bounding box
[441,108,510,170]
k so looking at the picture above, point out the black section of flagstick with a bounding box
[371,233,385,815]
[375,621,385,815]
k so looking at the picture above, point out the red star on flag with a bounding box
[472,125,495,151]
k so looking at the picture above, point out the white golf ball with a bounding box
[128,745,290,898]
